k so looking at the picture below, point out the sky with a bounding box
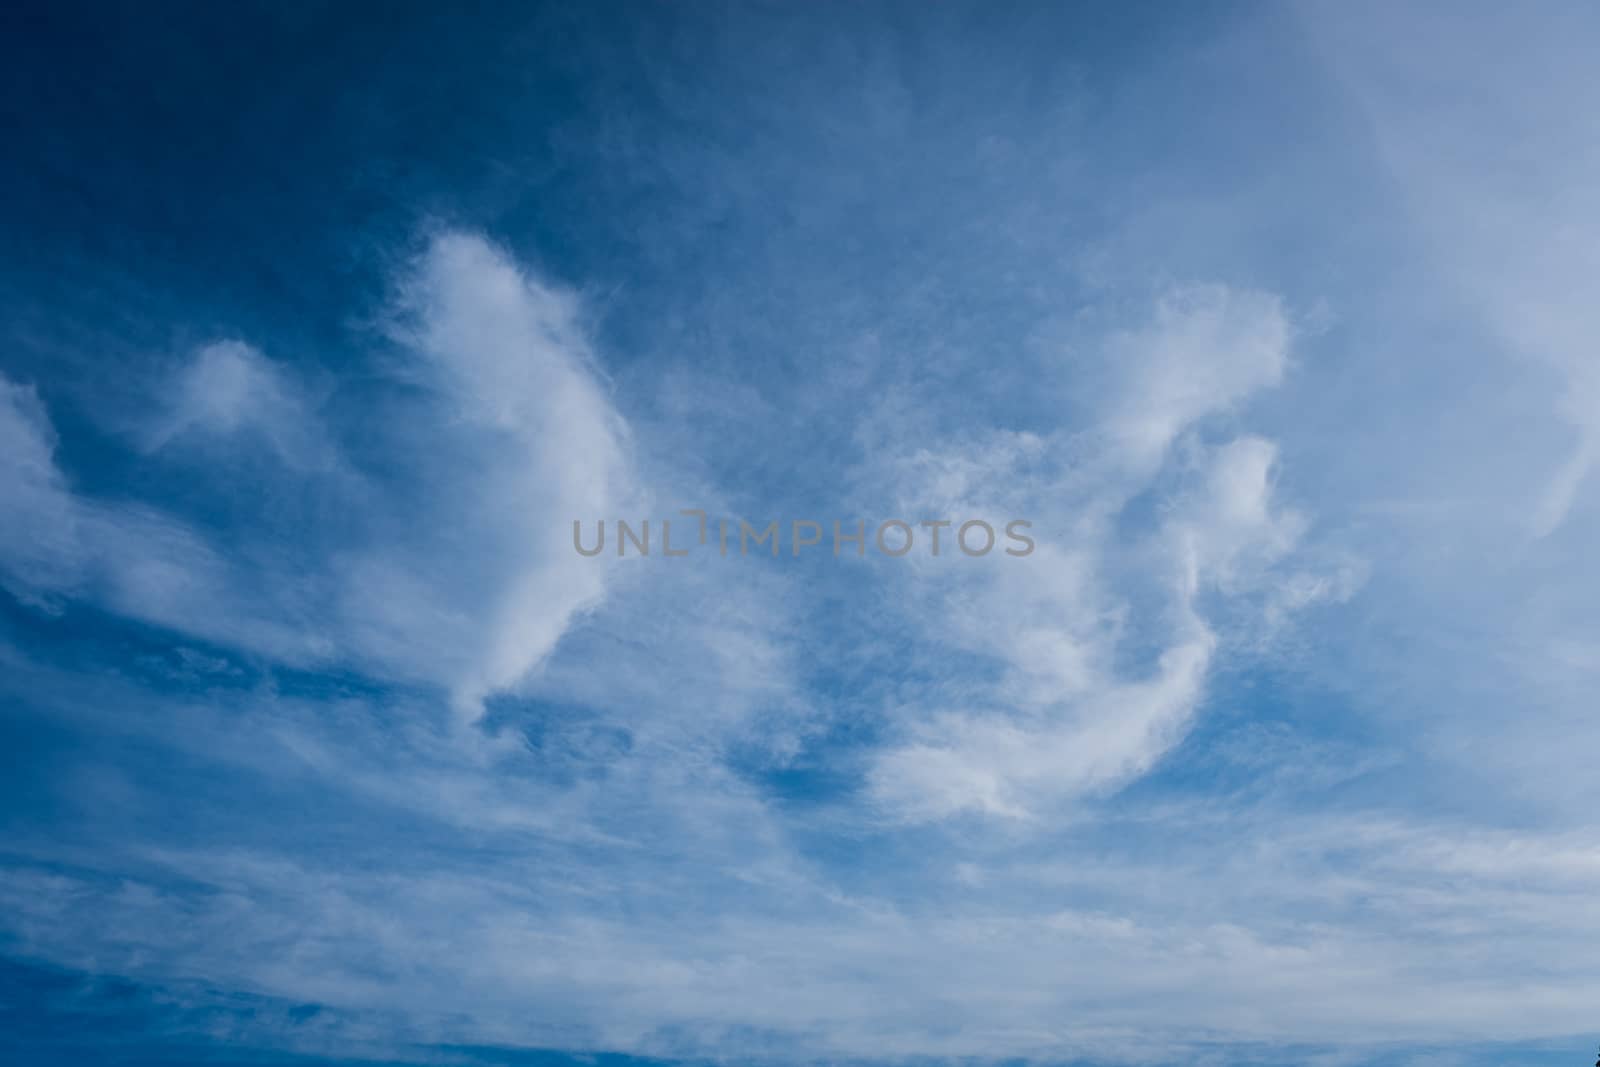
[2,2,1599,1065]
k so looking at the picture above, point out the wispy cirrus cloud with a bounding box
[144,338,337,471]
[4,3,1600,1065]
[0,230,633,715]
[860,285,1348,822]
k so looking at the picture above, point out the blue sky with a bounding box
[3,2,1599,1064]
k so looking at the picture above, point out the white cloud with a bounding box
[1108,285,1292,470]
[342,231,635,716]
[0,231,635,716]
[145,339,334,470]
[2,686,1597,1067]
[862,286,1337,822]
[0,375,329,659]
[0,378,85,604]
[1304,1,1600,539]
[1287,0,1600,826]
